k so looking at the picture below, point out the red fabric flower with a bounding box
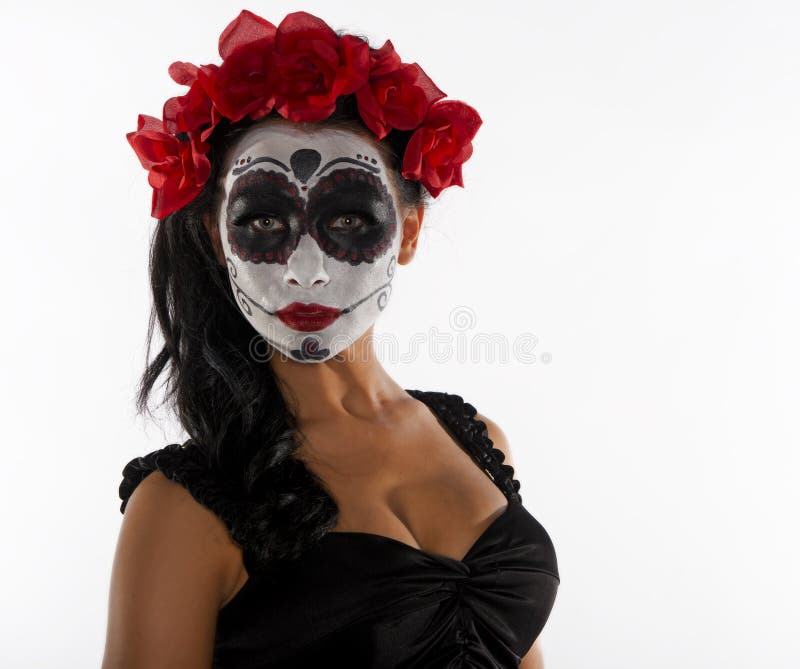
[218,9,277,59]
[401,100,482,198]
[210,37,281,122]
[355,40,446,140]
[273,11,369,122]
[126,115,211,219]
[127,10,483,220]
[163,62,221,142]
[209,10,280,122]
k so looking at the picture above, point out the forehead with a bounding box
[223,121,390,183]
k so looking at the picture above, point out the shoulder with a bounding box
[472,409,524,502]
[119,442,221,514]
[116,443,247,603]
[120,465,241,566]
[105,459,244,668]
[114,444,241,592]
[408,388,522,500]
[119,444,241,576]
[473,412,514,469]
[413,388,515,466]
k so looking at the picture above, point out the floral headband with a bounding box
[126,9,483,219]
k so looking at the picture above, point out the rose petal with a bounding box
[218,9,277,59]
[167,61,198,86]
[275,11,338,50]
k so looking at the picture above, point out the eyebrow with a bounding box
[316,157,380,176]
[232,156,290,176]
[228,170,301,207]
[228,184,299,203]
[309,179,394,217]
[314,176,385,194]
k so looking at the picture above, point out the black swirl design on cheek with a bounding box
[336,254,397,316]
[376,255,396,310]
[225,257,253,316]
[306,168,397,266]
[225,169,306,265]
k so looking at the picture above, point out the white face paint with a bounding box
[218,120,403,362]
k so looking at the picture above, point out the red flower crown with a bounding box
[127,9,483,220]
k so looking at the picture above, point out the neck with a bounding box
[269,326,405,423]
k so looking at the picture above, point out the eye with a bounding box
[239,215,287,233]
[327,214,372,232]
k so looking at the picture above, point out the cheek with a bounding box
[324,235,400,294]
[223,240,287,306]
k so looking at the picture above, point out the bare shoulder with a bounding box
[473,412,515,468]
[102,470,243,669]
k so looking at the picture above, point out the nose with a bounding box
[284,234,330,289]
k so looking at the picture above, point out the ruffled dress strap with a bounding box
[405,389,523,504]
[118,441,259,571]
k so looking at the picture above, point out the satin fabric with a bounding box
[213,496,560,668]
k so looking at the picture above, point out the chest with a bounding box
[291,399,509,560]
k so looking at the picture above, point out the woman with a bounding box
[103,10,559,669]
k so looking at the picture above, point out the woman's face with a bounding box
[216,119,405,362]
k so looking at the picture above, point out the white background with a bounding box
[1,1,798,667]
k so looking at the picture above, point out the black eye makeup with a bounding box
[224,164,398,266]
[307,168,397,266]
[225,169,305,264]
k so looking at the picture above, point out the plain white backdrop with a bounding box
[1,1,798,667]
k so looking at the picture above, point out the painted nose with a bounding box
[284,234,330,288]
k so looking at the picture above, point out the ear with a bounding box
[397,204,425,265]
[203,210,226,267]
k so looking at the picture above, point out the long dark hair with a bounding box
[135,87,429,571]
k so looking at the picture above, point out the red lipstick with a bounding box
[275,302,342,332]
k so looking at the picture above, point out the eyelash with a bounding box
[233,215,287,234]
[328,213,373,231]
[238,212,376,231]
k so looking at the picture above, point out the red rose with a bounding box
[355,40,445,140]
[163,62,221,142]
[210,37,280,122]
[273,11,369,122]
[126,114,211,219]
[401,100,482,198]
[209,11,280,122]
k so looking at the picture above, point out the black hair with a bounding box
[135,90,429,572]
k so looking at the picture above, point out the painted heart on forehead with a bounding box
[218,119,405,363]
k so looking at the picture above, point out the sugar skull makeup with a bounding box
[218,121,403,362]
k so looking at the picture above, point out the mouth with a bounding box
[275,301,342,332]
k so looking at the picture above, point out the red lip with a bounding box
[275,301,342,332]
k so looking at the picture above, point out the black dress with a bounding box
[118,389,560,668]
